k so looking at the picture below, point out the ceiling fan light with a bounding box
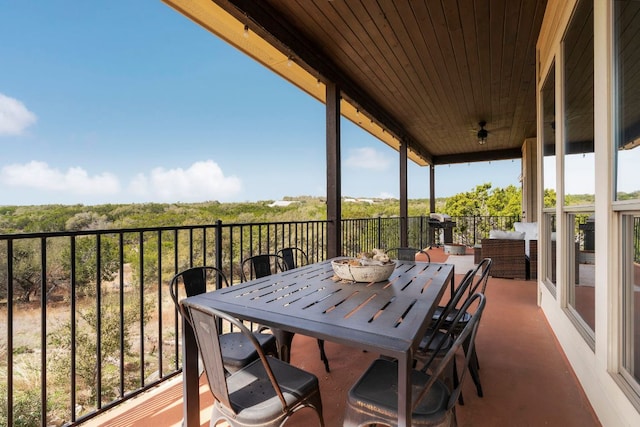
[477,128,488,144]
[476,121,488,144]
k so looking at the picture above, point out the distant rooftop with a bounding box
[267,200,299,207]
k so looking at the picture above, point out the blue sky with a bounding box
[0,1,523,206]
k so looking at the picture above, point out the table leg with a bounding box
[182,317,199,427]
[450,266,455,297]
[398,351,412,427]
[271,328,295,363]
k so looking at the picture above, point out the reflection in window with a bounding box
[543,212,557,293]
[615,1,640,201]
[563,0,594,206]
[567,212,595,335]
[621,214,640,387]
[542,62,556,208]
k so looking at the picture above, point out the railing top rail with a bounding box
[0,219,329,240]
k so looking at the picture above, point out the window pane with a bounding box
[621,214,640,386]
[542,63,556,208]
[568,212,595,333]
[563,0,594,206]
[615,1,640,201]
[561,0,595,340]
[544,212,557,293]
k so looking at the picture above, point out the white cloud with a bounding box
[345,147,391,171]
[0,161,119,195]
[128,160,242,202]
[0,160,242,204]
[0,93,37,136]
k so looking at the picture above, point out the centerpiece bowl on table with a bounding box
[331,249,396,282]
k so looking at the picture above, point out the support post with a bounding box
[326,82,341,258]
[400,140,408,247]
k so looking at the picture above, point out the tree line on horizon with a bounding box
[0,183,612,235]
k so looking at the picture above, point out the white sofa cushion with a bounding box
[514,222,538,239]
[514,222,538,256]
[489,230,525,240]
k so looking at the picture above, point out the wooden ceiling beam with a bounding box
[432,147,523,165]
[218,0,431,160]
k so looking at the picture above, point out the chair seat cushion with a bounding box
[347,358,450,422]
[418,328,454,355]
[219,356,320,423]
[431,306,472,331]
[219,332,277,371]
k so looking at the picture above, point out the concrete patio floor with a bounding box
[89,248,601,427]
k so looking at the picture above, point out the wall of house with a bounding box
[537,1,640,426]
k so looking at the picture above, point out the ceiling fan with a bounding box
[471,120,510,144]
[476,121,488,145]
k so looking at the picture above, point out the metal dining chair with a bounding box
[386,247,431,263]
[181,300,325,427]
[343,293,486,426]
[428,257,493,399]
[414,268,476,402]
[277,247,330,372]
[169,266,278,373]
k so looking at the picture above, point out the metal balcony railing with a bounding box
[1,215,522,426]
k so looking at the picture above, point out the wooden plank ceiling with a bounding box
[194,0,548,165]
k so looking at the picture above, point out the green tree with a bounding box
[442,183,522,218]
[9,239,44,302]
[48,292,154,414]
[443,183,492,217]
[60,235,120,297]
[544,188,557,208]
[487,185,522,217]
[65,212,111,231]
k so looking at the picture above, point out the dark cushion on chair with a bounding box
[222,356,321,423]
[219,332,277,372]
[347,358,450,422]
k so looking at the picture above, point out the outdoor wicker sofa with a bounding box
[480,238,528,280]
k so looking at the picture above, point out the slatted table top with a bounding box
[188,258,454,357]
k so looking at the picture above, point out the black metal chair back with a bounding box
[428,257,493,401]
[169,266,227,324]
[241,254,286,282]
[277,247,308,269]
[420,293,486,406]
[419,269,475,364]
[469,257,493,295]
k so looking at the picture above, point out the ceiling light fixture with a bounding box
[243,24,249,38]
[477,121,488,145]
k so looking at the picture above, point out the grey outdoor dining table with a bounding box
[180,257,454,426]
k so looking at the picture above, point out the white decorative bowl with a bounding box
[331,259,396,282]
